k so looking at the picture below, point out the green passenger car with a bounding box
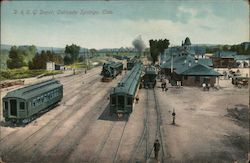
[2,79,63,124]
[110,63,142,115]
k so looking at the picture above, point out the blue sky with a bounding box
[1,0,249,49]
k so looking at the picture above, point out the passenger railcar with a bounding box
[101,61,123,81]
[142,65,158,88]
[2,79,63,124]
[110,63,142,116]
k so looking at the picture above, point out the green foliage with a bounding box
[89,48,98,58]
[205,43,250,55]
[29,50,63,69]
[149,39,170,64]
[7,45,37,69]
[0,68,63,80]
[0,49,9,69]
[64,44,80,64]
[7,45,36,69]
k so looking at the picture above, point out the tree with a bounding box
[7,46,26,69]
[29,50,63,69]
[89,49,97,58]
[7,45,37,69]
[149,39,170,64]
[63,54,72,65]
[64,44,80,64]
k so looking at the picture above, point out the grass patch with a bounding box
[0,68,63,81]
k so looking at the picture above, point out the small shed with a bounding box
[55,64,65,70]
[46,62,55,70]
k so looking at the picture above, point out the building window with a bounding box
[184,76,188,80]
[20,102,25,110]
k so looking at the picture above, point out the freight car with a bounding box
[2,79,63,124]
[142,65,158,88]
[110,63,142,116]
[101,61,123,82]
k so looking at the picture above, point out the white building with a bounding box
[46,62,55,70]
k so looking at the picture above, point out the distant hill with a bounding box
[0,44,90,54]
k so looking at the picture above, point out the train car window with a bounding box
[44,94,47,101]
[20,102,25,110]
[127,97,132,105]
[32,99,36,107]
[37,97,40,104]
[4,101,8,110]
[111,96,116,105]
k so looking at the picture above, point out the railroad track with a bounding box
[91,122,115,163]
[0,73,100,144]
[1,75,103,162]
[129,88,166,162]
[38,87,116,163]
[153,89,166,162]
[112,121,128,163]
[129,89,149,162]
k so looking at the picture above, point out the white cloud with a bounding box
[1,6,248,49]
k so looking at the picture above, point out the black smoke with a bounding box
[132,35,146,53]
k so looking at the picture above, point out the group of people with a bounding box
[202,83,210,91]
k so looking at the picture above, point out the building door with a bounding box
[118,96,124,110]
[10,99,17,116]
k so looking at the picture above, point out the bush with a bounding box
[0,69,63,80]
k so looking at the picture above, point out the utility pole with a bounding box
[170,47,173,73]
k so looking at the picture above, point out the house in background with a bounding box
[161,55,220,87]
[211,51,237,68]
[234,55,250,68]
[173,63,221,87]
[160,37,222,87]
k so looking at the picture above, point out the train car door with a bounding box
[10,99,17,116]
[118,95,124,110]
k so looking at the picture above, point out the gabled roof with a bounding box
[234,55,250,60]
[3,79,62,100]
[198,58,213,66]
[160,55,213,69]
[177,64,222,76]
[111,63,141,96]
[213,51,237,58]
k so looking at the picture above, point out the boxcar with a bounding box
[2,79,63,124]
[101,61,123,81]
[110,63,142,116]
[142,65,158,88]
